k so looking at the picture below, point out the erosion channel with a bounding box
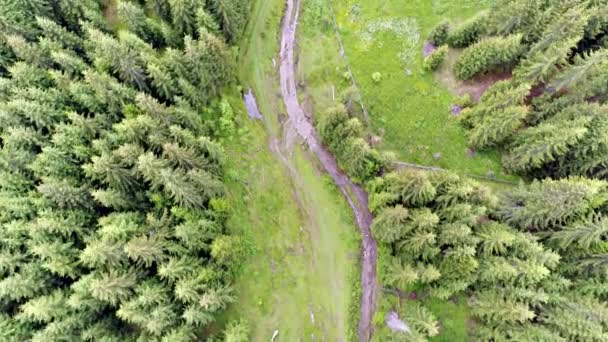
[279,0,378,341]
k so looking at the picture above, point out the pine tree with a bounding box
[157,256,199,281]
[468,105,528,149]
[372,205,410,243]
[401,303,439,337]
[486,0,547,42]
[88,269,138,305]
[476,221,517,256]
[384,258,419,289]
[17,290,69,323]
[208,0,249,42]
[550,214,608,250]
[513,6,590,83]
[437,223,473,247]
[168,0,198,37]
[146,0,172,22]
[497,177,607,230]
[124,235,167,267]
[454,34,524,80]
[35,16,82,51]
[469,290,535,324]
[503,106,593,173]
[30,240,80,278]
[384,170,437,207]
[80,238,126,268]
[477,257,518,284]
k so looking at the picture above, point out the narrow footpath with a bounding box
[278,0,378,340]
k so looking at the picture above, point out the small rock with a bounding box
[486,171,496,179]
[271,330,279,342]
[466,148,475,158]
[370,135,382,147]
[451,104,462,116]
[423,41,437,57]
[386,311,410,333]
[433,152,442,160]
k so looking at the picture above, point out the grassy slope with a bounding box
[222,0,359,340]
[297,0,350,114]
[332,0,519,182]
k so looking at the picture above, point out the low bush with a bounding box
[428,20,450,46]
[454,34,524,80]
[454,93,473,108]
[372,72,382,83]
[424,45,448,71]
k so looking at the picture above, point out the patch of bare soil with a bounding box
[102,0,119,29]
[435,49,512,101]
[459,71,512,101]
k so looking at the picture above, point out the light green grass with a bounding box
[223,128,359,340]
[297,0,350,115]
[332,0,519,182]
[424,296,471,342]
[222,0,360,340]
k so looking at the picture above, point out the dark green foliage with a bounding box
[454,34,524,80]
[447,12,488,48]
[317,105,388,183]
[504,103,608,174]
[459,1,608,178]
[497,177,607,230]
[0,1,244,340]
[486,0,549,43]
[376,170,608,340]
[427,20,449,46]
[209,0,251,43]
[423,45,448,71]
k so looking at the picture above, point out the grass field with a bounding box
[221,0,360,340]
[296,0,349,115]
[330,0,520,182]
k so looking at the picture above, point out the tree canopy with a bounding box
[0,0,250,340]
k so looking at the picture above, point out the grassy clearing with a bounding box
[221,0,360,340]
[223,128,359,340]
[424,296,471,342]
[297,0,351,119]
[332,0,519,182]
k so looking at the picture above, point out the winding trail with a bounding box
[278,0,378,340]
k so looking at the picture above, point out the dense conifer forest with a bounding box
[0,0,250,340]
[450,0,608,179]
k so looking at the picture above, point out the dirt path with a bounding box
[278,0,378,340]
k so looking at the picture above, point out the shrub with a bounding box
[454,34,524,80]
[454,93,473,108]
[428,20,450,46]
[447,13,488,48]
[372,72,382,83]
[342,71,351,82]
[424,45,448,71]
